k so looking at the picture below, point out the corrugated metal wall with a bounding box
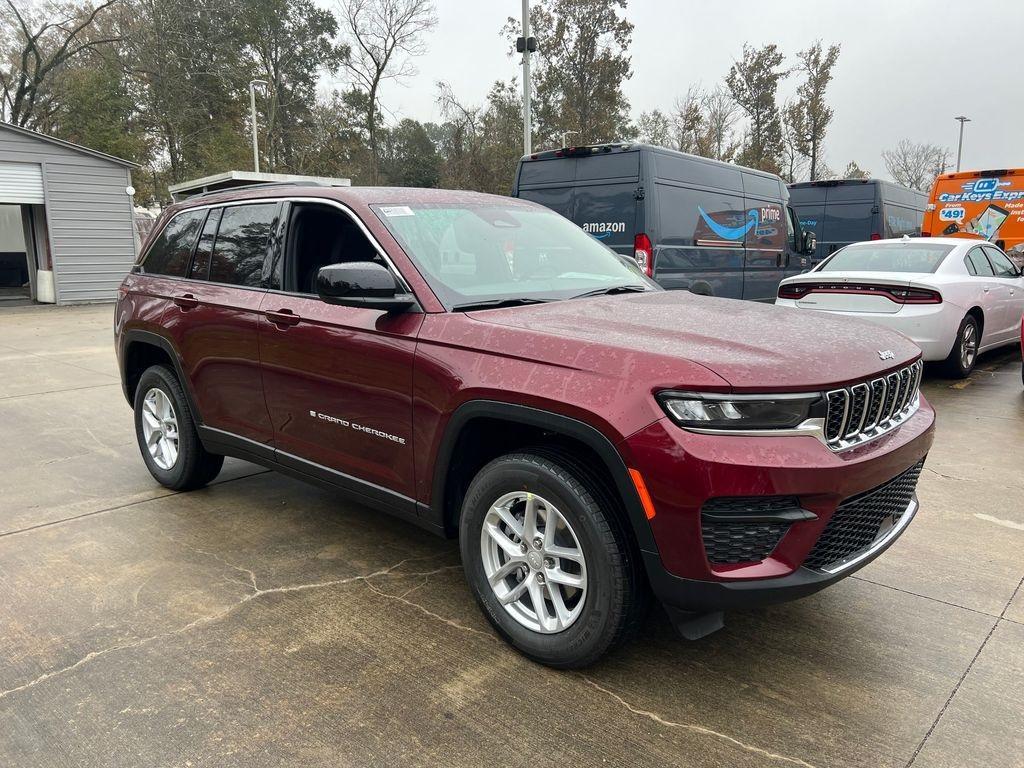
[0,125,135,304]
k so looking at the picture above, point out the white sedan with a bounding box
[775,237,1024,377]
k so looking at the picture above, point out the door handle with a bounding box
[173,293,198,310]
[983,288,990,293]
[265,308,301,327]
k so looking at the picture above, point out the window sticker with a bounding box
[379,205,415,217]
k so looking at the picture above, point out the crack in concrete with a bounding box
[361,566,485,636]
[355,568,820,768]
[0,555,448,704]
[580,677,819,768]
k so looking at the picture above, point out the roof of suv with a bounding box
[170,184,527,213]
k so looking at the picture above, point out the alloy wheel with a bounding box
[960,323,977,370]
[141,387,179,470]
[480,491,588,634]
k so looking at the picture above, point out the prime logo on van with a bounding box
[583,221,626,239]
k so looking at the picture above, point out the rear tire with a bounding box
[459,451,647,668]
[133,365,224,491]
[942,315,979,378]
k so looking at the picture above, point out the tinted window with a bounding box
[819,243,953,273]
[984,246,1018,277]
[518,157,575,186]
[823,203,874,243]
[576,152,639,181]
[967,248,995,276]
[884,205,922,238]
[963,254,977,275]
[189,208,221,280]
[209,203,277,287]
[143,210,204,277]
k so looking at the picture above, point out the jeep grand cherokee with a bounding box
[115,185,935,668]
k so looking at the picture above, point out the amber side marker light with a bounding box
[628,468,657,520]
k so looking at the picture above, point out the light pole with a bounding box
[954,115,971,172]
[517,0,536,157]
[249,79,269,173]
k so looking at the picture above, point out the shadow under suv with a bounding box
[115,184,935,668]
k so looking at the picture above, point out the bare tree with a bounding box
[882,139,950,191]
[338,0,436,183]
[780,101,808,183]
[0,0,119,127]
[701,88,739,162]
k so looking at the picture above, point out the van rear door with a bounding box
[821,183,876,255]
[514,150,640,259]
[572,152,640,258]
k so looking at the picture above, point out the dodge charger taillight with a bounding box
[778,283,942,304]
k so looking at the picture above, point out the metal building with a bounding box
[0,122,138,305]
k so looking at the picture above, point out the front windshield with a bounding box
[818,242,953,273]
[371,202,658,308]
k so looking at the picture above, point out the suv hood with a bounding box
[470,291,920,391]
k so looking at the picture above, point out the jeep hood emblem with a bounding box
[878,350,895,360]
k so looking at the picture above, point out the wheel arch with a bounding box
[966,305,984,338]
[430,401,657,554]
[120,330,203,423]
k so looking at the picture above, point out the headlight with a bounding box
[657,391,823,430]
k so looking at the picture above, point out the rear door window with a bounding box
[142,210,205,277]
[209,203,278,287]
[984,246,1018,277]
[966,247,995,276]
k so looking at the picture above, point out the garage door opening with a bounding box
[0,204,50,305]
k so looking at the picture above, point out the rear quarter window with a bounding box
[142,209,205,277]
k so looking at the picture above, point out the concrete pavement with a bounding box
[1,303,1022,767]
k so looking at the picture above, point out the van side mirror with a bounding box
[316,261,416,312]
[800,230,816,255]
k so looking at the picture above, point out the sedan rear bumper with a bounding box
[775,299,960,360]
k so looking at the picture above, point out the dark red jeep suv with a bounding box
[116,185,935,667]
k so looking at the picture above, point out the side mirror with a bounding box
[801,230,817,255]
[316,261,416,312]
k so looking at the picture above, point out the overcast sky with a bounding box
[324,0,1020,181]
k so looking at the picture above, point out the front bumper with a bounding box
[642,494,918,613]
[619,398,935,613]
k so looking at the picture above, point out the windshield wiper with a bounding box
[451,297,550,312]
[571,284,649,300]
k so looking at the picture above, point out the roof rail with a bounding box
[185,180,341,200]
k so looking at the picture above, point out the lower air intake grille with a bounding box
[803,460,924,571]
[700,497,801,565]
[702,522,788,565]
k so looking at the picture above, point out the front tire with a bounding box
[459,451,646,668]
[133,365,223,491]
[942,314,979,378]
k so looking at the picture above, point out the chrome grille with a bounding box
[824,360,923,451]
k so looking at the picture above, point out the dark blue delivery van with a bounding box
[789,178,926,262]
[511,143,815,301]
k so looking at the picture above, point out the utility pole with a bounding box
[250,80,269,173]
[954,115,971,172]
[517,0,536,157]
